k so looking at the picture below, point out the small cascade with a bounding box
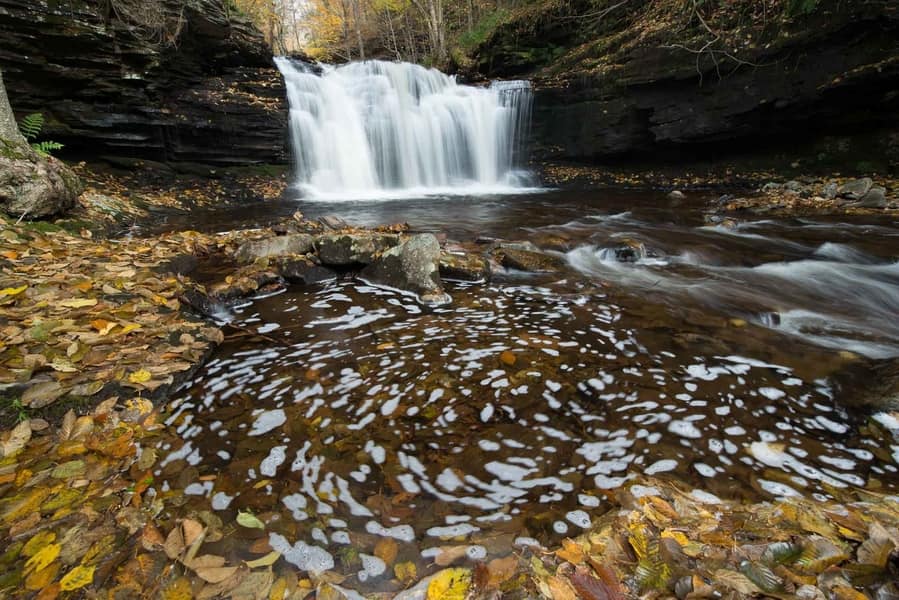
[274,57,534,198]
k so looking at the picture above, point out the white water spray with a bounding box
[275,57,534,199]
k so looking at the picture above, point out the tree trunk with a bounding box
[0,69,27,146]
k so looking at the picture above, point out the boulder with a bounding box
[0,148,82,218]
[837,177,873,200]
[315,233,400,266]
[360,234,449,305]
[667,190,686,200]
[235,233,315,263]
[853,186,888,208]
[439,251,490,282]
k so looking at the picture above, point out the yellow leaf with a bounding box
[118,323,142,335]
[58,298,98,308]
[23,531,57,557]
[237,511,265,529]
[59,564,95,591]
[90,319,117,335]
[395,561,417,584]
[162,576,192,600]
[427,568,471,600]
[128,369,152,384]
[245,551,281,569]
[0,285,27,297]
[25,560,61,591]
[661,529,690,546]
[25,543,61,574]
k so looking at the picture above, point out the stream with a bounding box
[153,188,899,591]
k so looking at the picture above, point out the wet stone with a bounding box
[498,248,564,272]
[439,251,490,282]
[837,177,873,200]
[316,233,401,266]
[854,186,887,208]
[359,233,448,304]
[275,257,336,284]
[235,234,315,264]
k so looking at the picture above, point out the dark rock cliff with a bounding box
[0,0,287,166]
[473,1,899,169]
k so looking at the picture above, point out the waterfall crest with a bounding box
[275,58,534,199]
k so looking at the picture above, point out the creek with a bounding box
[154,188,899,591]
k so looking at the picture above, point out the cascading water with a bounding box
[274,57,534,199]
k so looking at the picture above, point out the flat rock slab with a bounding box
[439,251,490,282]
[235,233,314,263]
[498,248,565,272]
[316,233,401,266]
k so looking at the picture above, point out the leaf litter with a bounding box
[1,178,899,597]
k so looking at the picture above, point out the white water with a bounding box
[274,58,534,199]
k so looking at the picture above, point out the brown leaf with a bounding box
[195,565,239,584]
[0,419,32,457]
[486,555,518,587]
[164,525,186,560]
[556,538,585,565]
[435,545,469,567]
[22,381,64,408]
[570,567,617,600]
[187,554,226,571]
[59,410,76,441]
[547,575,578,600]
[374,537,398,566]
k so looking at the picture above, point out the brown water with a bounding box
[154,189,899,589]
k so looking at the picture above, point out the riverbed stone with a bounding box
[854,186,887,208]
[315,233,400,266]
[275,256,336,284]
[439,250,490,282]
[498,247,564,272]
[837,177,873,200]
[360,234,448,305]
[668,190,686,200]
[235,233,315,263]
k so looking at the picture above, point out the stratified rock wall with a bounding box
[475,2,899,166]
[0,0,287,166]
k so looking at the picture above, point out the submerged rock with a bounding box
[235,233,315,263]
[360,234,448,305]
[668,190,686,200]
[439,251,490,282]
[498,247,564,272]
[316,233,401,266]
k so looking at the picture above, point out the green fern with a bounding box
[17,112,63,157]
[18,113,44,140]
[32,141,65,157]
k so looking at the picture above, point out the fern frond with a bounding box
[32,141,64,157]
[18,113,44,140]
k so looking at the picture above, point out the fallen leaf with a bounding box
[245,551,281,569]
[0,285,27,297]
[195,565,239,584]
[427,568,471,600]
[128,369,152,384]
[237,511,265,529]
[59,564,95,591]
[395,561,417,584]
[58,298,98,308]
[0,419,32,457]
[556,538,585,564]
[434,545,469,566]
[374,537,398,566]
[547,575,578,600]
[486,555,518,587]
[25,543,61,574]
[21,381,65,408]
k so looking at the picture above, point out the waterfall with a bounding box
[274,57,534,199]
